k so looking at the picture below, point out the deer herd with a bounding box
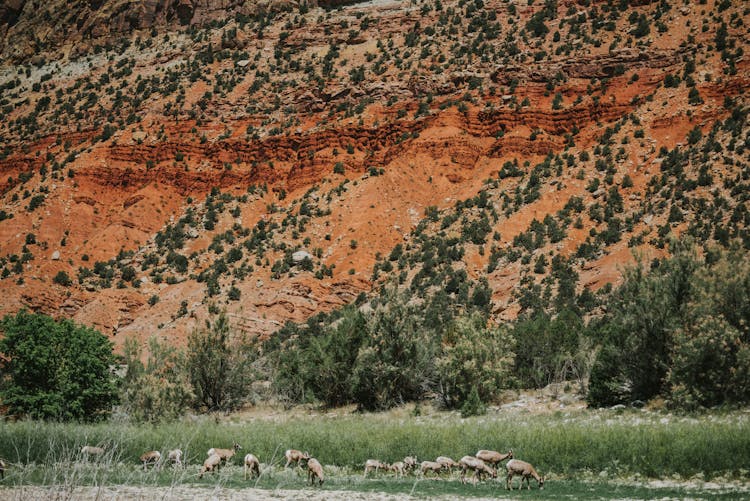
[0,443,543,490]
[130,442,541,489]
[188,444,544,489]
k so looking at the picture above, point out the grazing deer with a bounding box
[140,450,161,470]
[243,453,261,480]
[167,449,183,467]
[506,459,544,490]
[459,455,497,484]
[475,449,513,467]
[207,442,242,465]
[284,449,310,468]
[307,457,324,486]
[364,459,389,477]
[199,454,222,478]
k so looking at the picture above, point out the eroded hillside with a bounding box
[0,0,747,349]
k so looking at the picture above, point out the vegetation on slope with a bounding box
[3,238,749,423]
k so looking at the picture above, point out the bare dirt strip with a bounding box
[0,485,481,501]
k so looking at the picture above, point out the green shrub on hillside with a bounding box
[460,386,486,417]
[512,309,587,389]
[668,247,750,409]
[272,306,367,407]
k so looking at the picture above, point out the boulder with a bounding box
[292,250,313,263]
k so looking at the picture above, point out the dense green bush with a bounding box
[272,306,367,406]
[587,243,696,406]
[435,313,515,409]
[351,289,434,411]
[512,309,585,389]
[270,289,511,411]
[587,339,632,407]
[668,246,750,409]
[120,336,193,422]
[460,386,486,417]
[588,241,750,409]
[186,312,259,412]
[53,270,72,286]
[0,311,118,421]
[669,316,749,410]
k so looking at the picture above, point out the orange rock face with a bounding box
[0,0,747,349]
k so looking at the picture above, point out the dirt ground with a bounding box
[3,486,393,501]
[0,485,514,501]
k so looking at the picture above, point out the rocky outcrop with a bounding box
[0,0,299,62]
[0,0,24,28]
[492,48,689,84]
[1,88,640,198]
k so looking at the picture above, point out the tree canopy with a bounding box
[0,310,119,421]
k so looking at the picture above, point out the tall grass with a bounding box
[0,409,748,481]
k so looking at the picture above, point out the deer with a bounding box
[207,442,241,465]
[307,457,324,486]
[475,449,513,467]
[140,450,161,470]
[389,461,405,477]
[167,449,183,467]
[436,456,459,473]
[199,454,222,479]
[420,460,444,477]
[284,449,310,469]
[243,453,261,480]
[459,455,497,484]
[403,455,418,472]
[506,458,544,490]
[364,459,389,477]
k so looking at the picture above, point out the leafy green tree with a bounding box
[186,311,258,412]
[460,386,486,418]
[669,316,750,410]
[308,307,367,406]
[668,245,750,409]
[269,321,312,404]
[512,309,582,388]
[588,243,697,406]
[120,336,193,422]
[351,289,435,411]
[0,311,118,421]
[586,327,632,407]
[272,306,367,407]
[434,313,515,409]
[585,241,750,408]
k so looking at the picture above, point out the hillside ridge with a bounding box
[0,0,747,348]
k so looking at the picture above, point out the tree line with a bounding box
[1,241,748,422]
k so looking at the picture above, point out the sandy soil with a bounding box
[0,485,511,501]
[4,480,746,501]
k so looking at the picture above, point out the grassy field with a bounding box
[0,407,748,499]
